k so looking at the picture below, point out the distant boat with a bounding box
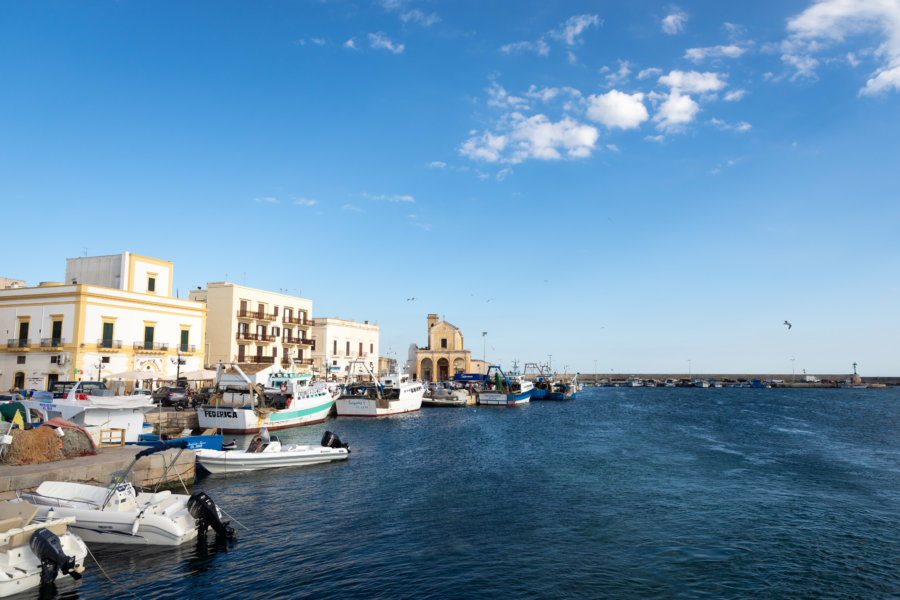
[839,383,868,389]
[693,379,710,388]
[477,366,533,406]
[664,379,677,387]
[546,375,578,400]
[335,363,424,417]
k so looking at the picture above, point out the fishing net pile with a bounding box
[4,421,97,465]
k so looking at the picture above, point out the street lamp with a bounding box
[482,332,487,368]
[176,349,182,384]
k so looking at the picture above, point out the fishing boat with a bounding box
[197,364,336,434]
[546,375,578,400]
[334,362,424,417]
[19,442,235,545]
[524,362,553,399]
[421,387,468,407]
[195,430,350,474]
[19,382,154,443]
[476,366,533,406]
[0,501,86,597]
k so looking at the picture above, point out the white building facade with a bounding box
[189,283,314,370]
[310,318,379,380]
[0,253,205,392]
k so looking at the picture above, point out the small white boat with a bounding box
[0,501,86,597]
[196,430,350,474]
[421,389,468,407]
[335,363,424,417]
[20,443,235,545]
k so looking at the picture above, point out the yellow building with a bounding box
[413,314,471,381]
[189,283,314,370]
[0,252,205,391]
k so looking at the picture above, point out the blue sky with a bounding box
[1,0,898,375]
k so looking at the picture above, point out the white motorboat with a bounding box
[195,430,350,474]
[0,501,86,597]
[477,366,533,406]
[20,443,235,545]
[335,363,424,417]
[19,382,154,443]
[198,365,336,434]
[421,389,468,407]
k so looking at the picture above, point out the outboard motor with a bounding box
[321,431,350,452]
[30,528,84,584]
[187,491,237,540]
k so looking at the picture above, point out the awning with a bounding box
[180,368,217,380]
[110,370,157,381]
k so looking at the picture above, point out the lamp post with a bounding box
[482,332,487,369]
[176,349,182,384]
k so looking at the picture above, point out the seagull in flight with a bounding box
[407,297,416,301]
[784,320,792,330]
[486,298,495,302]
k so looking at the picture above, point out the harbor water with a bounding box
[45,387,900,599]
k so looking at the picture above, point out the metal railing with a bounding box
[235,310,276,321]
[6,338,30,348]
[41,338,66,348]
[238,355,275,364]
[283,316,313,326]
[96,339,123,349]
[235,332,275,342]
[282,358,314,367]
[133,342,169,351]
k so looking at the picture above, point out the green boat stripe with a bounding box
[268,399,335,422]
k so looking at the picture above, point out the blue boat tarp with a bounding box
[136,434,223,451]
[454,373,486,382]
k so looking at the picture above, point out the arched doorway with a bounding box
[420,358,433,382]
[453,358,466,375]
[13,371,25,390]
[437,358,450,382]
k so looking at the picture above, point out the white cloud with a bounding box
[459,131,508,162]
[368,32,405,54]
[487,82,528,108]
[605,60,632,86]
[460,113,598,164]
[723,89,747,101]
[551,14,601,45]
[401,9,440,26]
[500,39,550,56]
[344,38,357,50]
[606,144,620,152]
[637,67,663,80]
[295,38,326,47]
[525,85,559,102]
[586,90,649,129]
[342,204,365,213]
[391,194,415,203]
[652,90,699,133]
[496,167,513,181]
[659,70,728,94]
[708,118,752,132]
[293,198,318,206]
[662,9,688,35]
[783,0,900,95]
[685,44,746,62]
[254,196,278,204]
[426,161,447,168]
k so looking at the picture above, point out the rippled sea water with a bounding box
[38,387,900,599]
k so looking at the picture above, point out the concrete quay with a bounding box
[572,373,899,386]
[0,445,196,499]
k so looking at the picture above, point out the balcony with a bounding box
[96,339,123,350]
[238,355,275,364]
[6,338,30,349]
[282,358,314,367]
[283,316,314,327]
[133,341,169,352]
[41,338,66,348]
[178,344,198,353]
[235,332,275,342]
[282,336,315,347]
[236,310,276,322]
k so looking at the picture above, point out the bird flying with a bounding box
[784,320,792,330]
[406,297,416,301]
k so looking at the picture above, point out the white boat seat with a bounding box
[136,490,172,505]
[35,481,114,508]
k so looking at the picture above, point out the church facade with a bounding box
[410,314,472,381]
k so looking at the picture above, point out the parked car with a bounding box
[152,387,190,410]
[192,386,218,406]
[49,381,108,399]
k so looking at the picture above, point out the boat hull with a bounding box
[197,395,335,434]
[196,446,349,473]
[477,390,532,406]
[335,389,424,417]
[0,522,86,597]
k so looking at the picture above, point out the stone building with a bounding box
[310,318,379,380]
[411,314,472,382]
[189,283,314,370]
[0,252,205,391]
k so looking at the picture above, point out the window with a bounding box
[346,341,350,355]
[333,340,337,355]
[16,356,25,365]
[101,356,110,364]
[441,338,448,349]
[144,326,154,347]
[272,347,277,358]
[51,355,59,364]
[102,322,114,348]
[17,321,28,346]
[359,342,363,355]
[51,320,63,345]
[180,329,190,352]
[370,343,374,354]
[147,277,156,292]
